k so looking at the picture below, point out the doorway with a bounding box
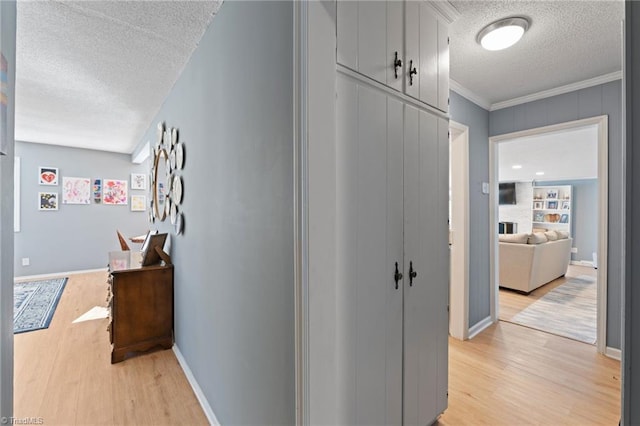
[489,115,609,353]
[449,120,469,340]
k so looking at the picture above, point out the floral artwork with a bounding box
[38,192,58,211]
[131,195,146,212]
[39,167,58,185]
[131,173,146,190]
[62,177,91,204]
[103,179,128,205]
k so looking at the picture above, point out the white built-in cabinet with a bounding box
[335,77,449,425]
[334,2,451,424]
[337,0,450,112]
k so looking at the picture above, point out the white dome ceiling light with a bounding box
[477,17,530,51]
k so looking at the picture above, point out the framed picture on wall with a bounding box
[561,200,570,210]
[533,201,543,210]
[131,173,146,190]
[38,192,58,211]
[547,200,558,209]
[131,195,146,211]
[38,167,58,185]
[560,214,569,224]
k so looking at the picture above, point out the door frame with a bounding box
[489,115,608,354]
[449,120,469,340]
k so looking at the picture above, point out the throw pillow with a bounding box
[556,230,570,239]
[544,230,558,241]
[527,233,548,244]
[498,233,529,244]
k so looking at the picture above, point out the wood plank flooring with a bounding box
[13,272,208,425]
[14,270,620,425]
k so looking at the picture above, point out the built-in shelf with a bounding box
[531,185,572,232]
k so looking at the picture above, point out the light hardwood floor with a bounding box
[15,270,619,425]
[14,271,208,425]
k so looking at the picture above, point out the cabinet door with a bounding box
[337,0,357,70]
[403,106,449,425]
[386,0,404,91]
[358,1,387,85]
[404,0,420,100]
[437,19,450,112]
[335,77,403,425]
[418,3,438,108]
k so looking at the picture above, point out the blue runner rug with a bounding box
[14,277,68,334]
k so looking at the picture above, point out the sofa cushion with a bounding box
[556,230,569,239]
[545,230,559,241]
[499,233,529,244]
[528,233,548,244]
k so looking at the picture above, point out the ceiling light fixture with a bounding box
[536,171,545,176]
[512,164,523,169]
[477,17,530,51]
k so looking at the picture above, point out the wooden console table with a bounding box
[107,251,174,363]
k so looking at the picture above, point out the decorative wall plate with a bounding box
[175,213,183,235]
[165,197,172,219]
[171,128,178,146]
[175,143,184,170]
[170,149,176,170]
[172,175,183,204]
[170,202,178,225]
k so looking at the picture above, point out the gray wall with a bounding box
[14,141,148,276]
[134,2,295,424]
[542,179,598,263]
[449,91,491,328]
[490,80,623,349]
[624,2,638,423]
[0,0,16,419]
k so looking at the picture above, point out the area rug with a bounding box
[508,275,596,344]
[14,277,68,334]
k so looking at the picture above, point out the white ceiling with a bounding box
[15,0,221,154]
[498,124,598,182]
[449,0,623,108]
[14,1,624,154]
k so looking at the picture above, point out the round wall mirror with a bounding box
[153,149,170,221]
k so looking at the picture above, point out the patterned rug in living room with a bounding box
[14,277,68,334]
[507,275,596,344]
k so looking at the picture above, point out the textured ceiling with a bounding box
[15,1,623,154]
[450,0,623,107]
[15,0,221,153]
[498,125,598,182]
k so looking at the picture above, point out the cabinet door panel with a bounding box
[419,4,438,107]
[404,106,447,425]
[435,117,450,415]
[358,1,387,85]
[336,78,403,425]
[337,0,358,70]
[437,20,450,112]
[386,0,403,91]
[404,0,419,99]
[385,96,404,425]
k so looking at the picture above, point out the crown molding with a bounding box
[429,1,461,24]
[490,71,623,111]
[449,79,491,110]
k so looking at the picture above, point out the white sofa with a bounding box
[499,231,572,293]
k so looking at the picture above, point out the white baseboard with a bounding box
[570,260,595,267]
[14,267,108,282]
[173,345,220,426]
[605,346,622,361]
[468,316,494,339]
